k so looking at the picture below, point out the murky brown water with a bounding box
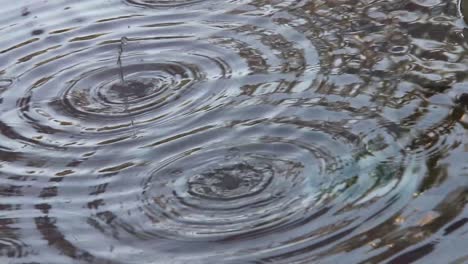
[0,0,467,263]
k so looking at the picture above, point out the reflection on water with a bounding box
[0,0,467,263]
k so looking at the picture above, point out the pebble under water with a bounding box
[0,0,467,263]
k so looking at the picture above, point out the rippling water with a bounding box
[0,0,467,263]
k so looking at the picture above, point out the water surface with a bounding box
[0,0,467,263]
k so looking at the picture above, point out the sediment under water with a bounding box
[0,0,467,263]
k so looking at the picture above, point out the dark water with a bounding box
[0,0,467,263]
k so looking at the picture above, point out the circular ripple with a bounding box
[58,102,427,263]
[31,36,235,132]
[0,5,319,147]
[140,143,307,240]
[62,62,198,118]
[185,155,275,201]
[0,0,466,263]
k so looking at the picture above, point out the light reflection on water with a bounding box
[0,0,467,263]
